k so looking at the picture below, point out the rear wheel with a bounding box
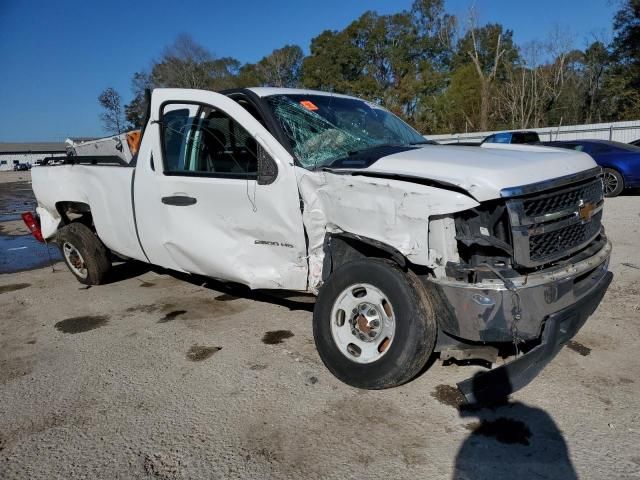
[313,258,437,389]
[57,222,111,285]
[602,168,624,197]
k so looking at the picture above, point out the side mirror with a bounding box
[257,144,277,185]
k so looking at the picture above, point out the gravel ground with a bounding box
[0,171,32,185]
[1,174,639,479]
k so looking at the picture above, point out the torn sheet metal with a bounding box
[428,215,460,278]
[297,168,479,290]
[35,205,62,240]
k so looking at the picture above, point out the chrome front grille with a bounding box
[529,210,603,262]
[522,180,603,219]
[505,175,604,267]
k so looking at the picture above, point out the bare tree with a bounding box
[125,72,152,128]
[257,45,304,87]
[582,36,610,123]
[151,34,240,90]
[98,87,125,134]
[539,25,574,121]
[465,8,509,131]
[153,34,214,89]
[497,25,577,129]
[498,41,545,128]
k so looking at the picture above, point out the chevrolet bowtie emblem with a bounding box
[578,200,596,221]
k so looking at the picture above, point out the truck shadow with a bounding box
[105,259,315,313]
[620,187,640,196]
[195,277,316,313]
[106,260,153,283]
[452,371,578,480]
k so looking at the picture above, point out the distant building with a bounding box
[0,142,67,171]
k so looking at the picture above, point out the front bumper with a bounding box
[429,239,612,402]
[458,269,612,402]
[432,239,612,342]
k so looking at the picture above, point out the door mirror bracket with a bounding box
[257,144,278,185]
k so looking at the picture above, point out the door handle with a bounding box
[161,195,197,206]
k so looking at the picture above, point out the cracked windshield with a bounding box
[266,94,429,169]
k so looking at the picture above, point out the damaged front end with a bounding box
[427,168,613,401]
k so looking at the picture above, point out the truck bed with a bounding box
[32,164,146,262]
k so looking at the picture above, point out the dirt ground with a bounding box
[1,172,639,479]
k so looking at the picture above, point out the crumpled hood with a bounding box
[360,143,598,202]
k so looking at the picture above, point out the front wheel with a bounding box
[602,168,624,197]
[313,258,437,389]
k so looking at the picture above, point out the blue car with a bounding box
[483,130,540,145]
[544,139,640,197]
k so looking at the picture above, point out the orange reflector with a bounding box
[300,100,319,111]
[126,130,142,156]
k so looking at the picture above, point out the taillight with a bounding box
[21,212,44,243]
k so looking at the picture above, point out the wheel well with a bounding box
[603,166,623,177]
[322,233,408,281]
[602,167,625,190]
[55,201,93,227]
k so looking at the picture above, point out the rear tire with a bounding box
[602,168,624,197]
[57,222,111,285]
[313,258,437,389]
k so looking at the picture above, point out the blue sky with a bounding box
[0,0,616,142]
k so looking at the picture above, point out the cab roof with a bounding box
[246,87,359,100]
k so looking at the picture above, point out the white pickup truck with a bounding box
[29,87,612,401]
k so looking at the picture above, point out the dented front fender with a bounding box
[297,168,479,291]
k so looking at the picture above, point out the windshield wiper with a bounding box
[347,143,400,156]
[328,144,418,169]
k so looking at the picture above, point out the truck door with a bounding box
[133,89,308,290]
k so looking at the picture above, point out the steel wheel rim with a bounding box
[62,242,88,279]
[603,172,618,195]
[330,283,396,364]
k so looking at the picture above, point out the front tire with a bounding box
[603,168,624,197]
[57,222,111,285]
[313,258,437,389]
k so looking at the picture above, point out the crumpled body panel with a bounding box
[297,168,479,291]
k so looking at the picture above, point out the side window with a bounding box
[512,132,538,144]
[162,108,192,171]
[380,111,421,144]
[161,103,258,177]
[484,133,511,144]
[494,133,512,144]
[233,97,268,129]
[557,143,580,151]
[590,144,609,154]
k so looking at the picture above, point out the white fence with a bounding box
[427,119,640,144]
